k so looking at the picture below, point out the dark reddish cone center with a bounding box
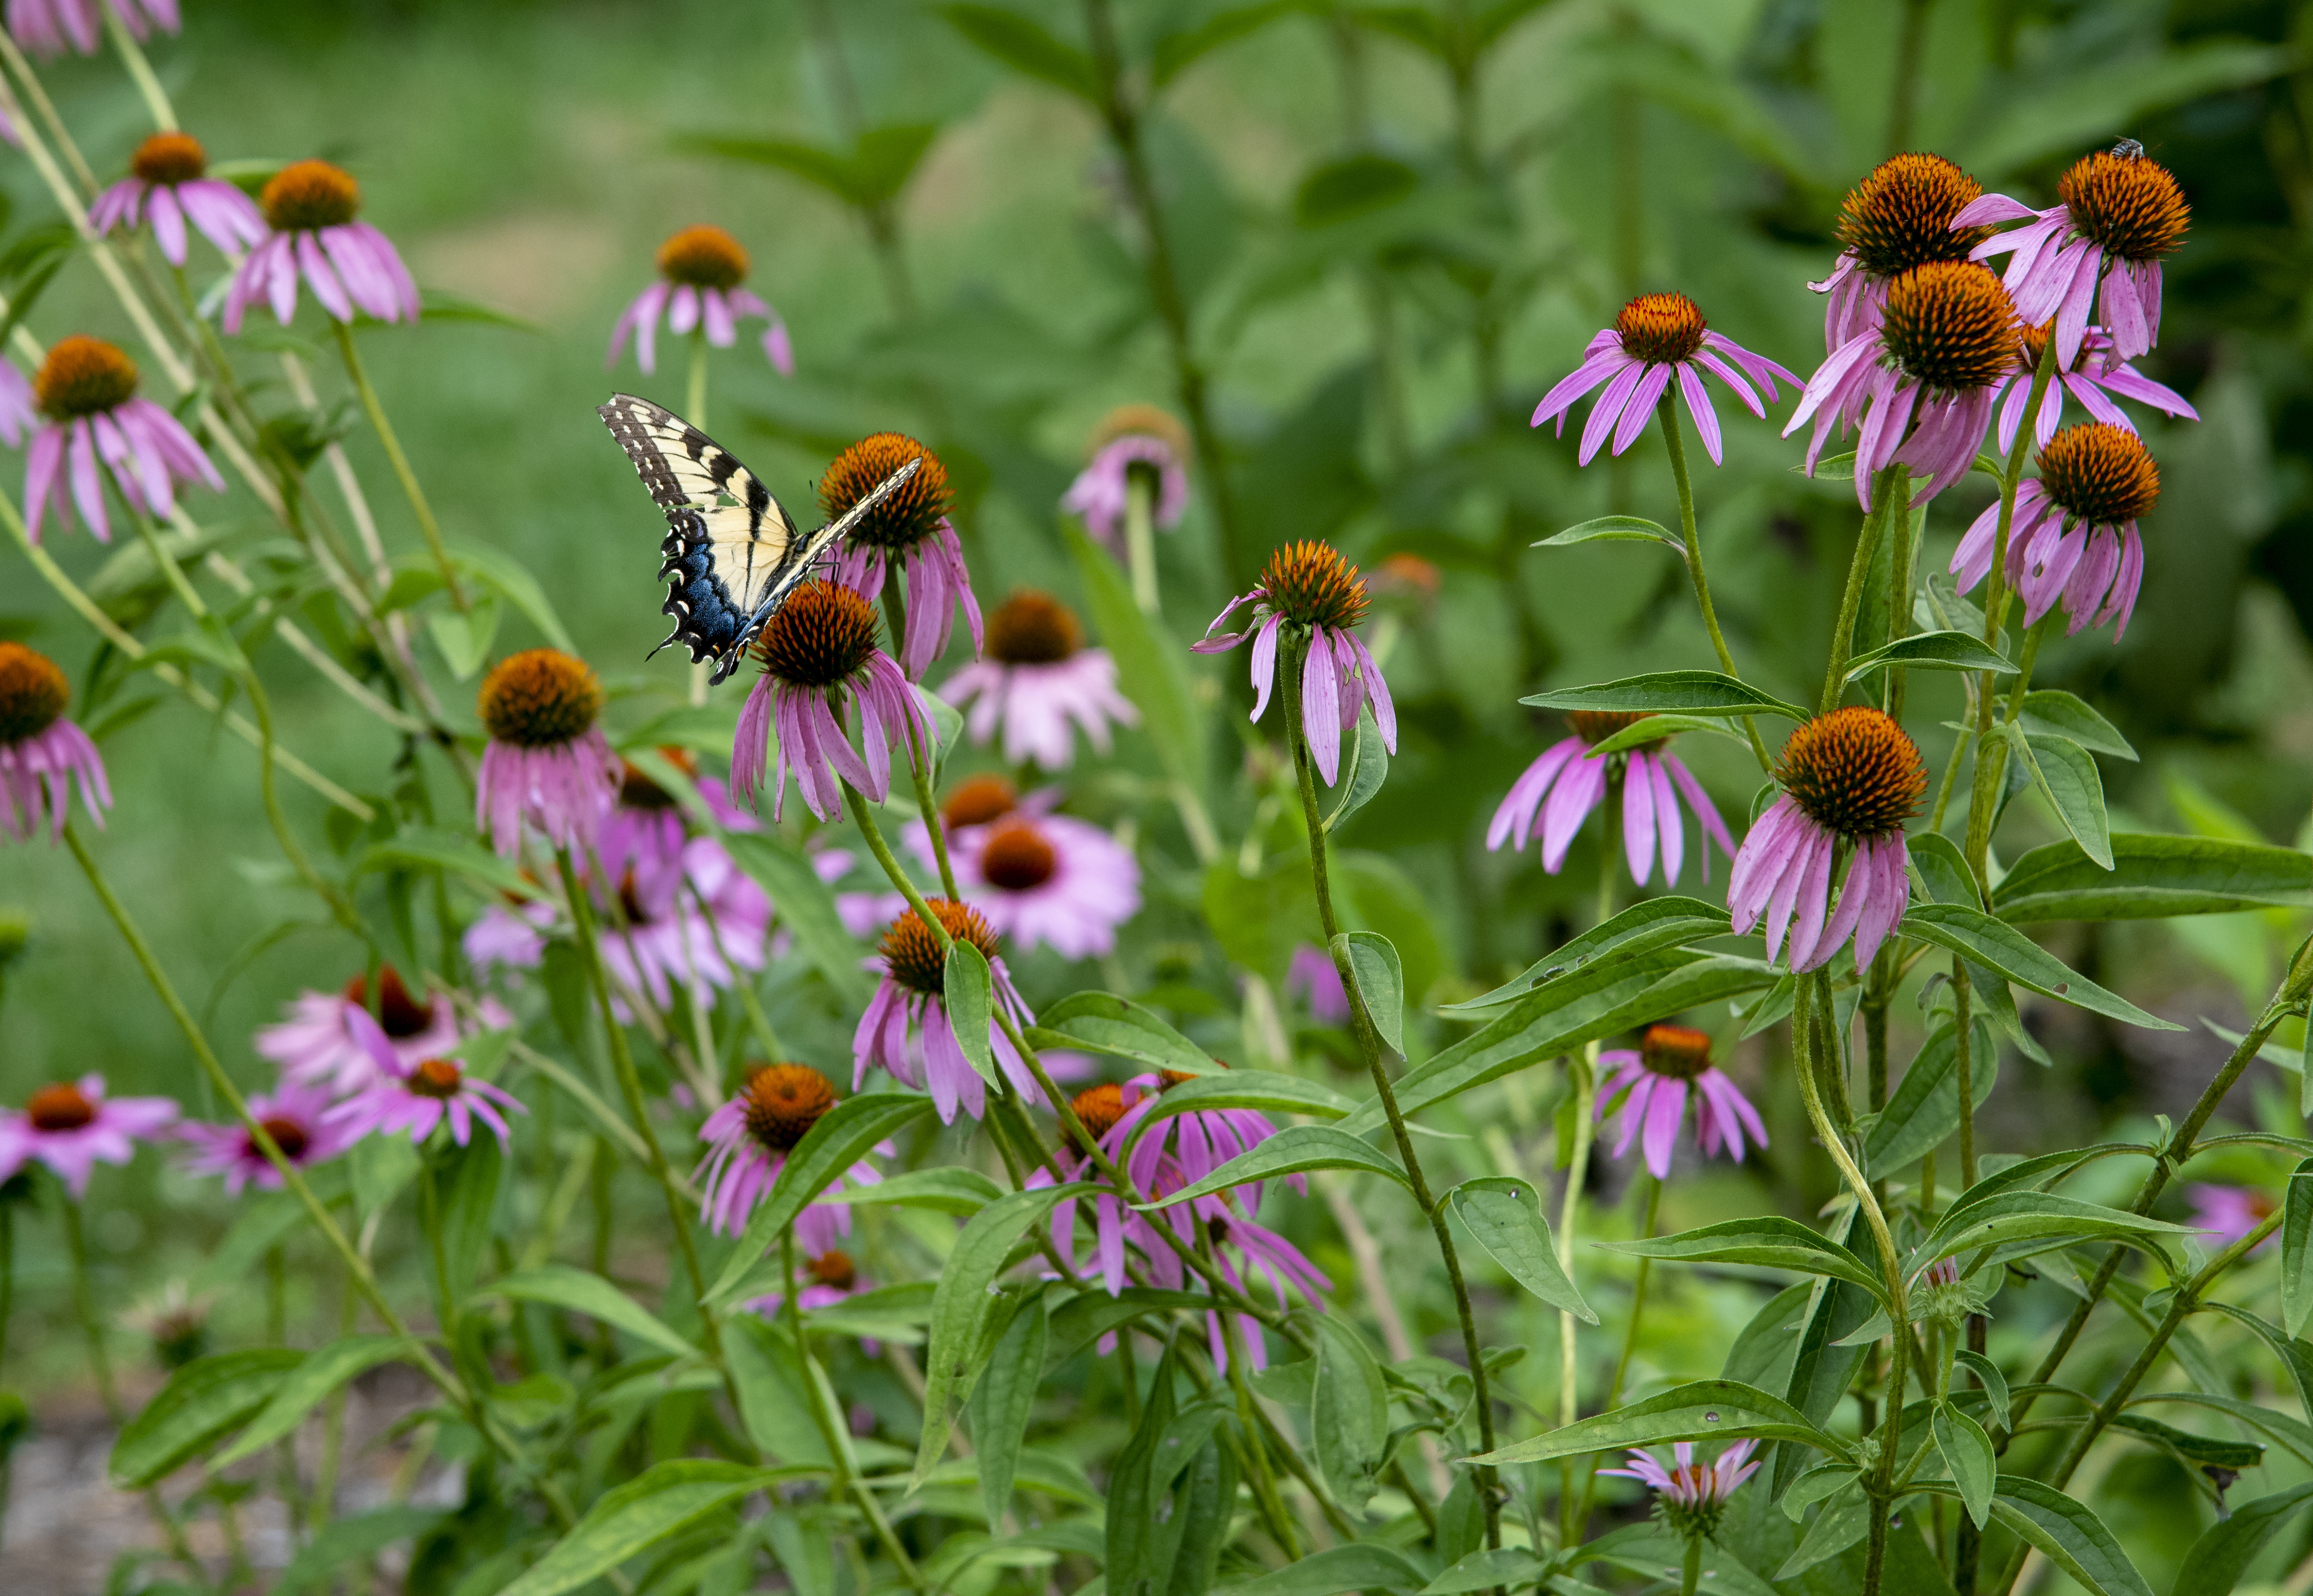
[35,335,138,420]
[409,1059,465,1100]
[131,131,207,185]
[1567,710,1660,749]
[1259,540,1370,632]
[2037,422,2160,527]
[1090,402,1192,465]
[1836,153,1991,278]
[818,433,952,553]
[478,649,603,748]
[980,819,1058,892]
[878,898,1002,996]
[753,581,879,688]
[1878,261,2016,394]
[257,1116,309,1160]
[809,1249,857,1290]
[1615,292,1707,366]
[26,1083,94,1132]
[619,747,696,810]
[0,642,70,744]
[987,590,1082,666]
[1071,1083,1127,1140]
[262,159,361,230]
[740,1063,837,1153]
[942,773,1017,830]
[655,224,749,290]
[1775,706,1926,839]
[341,967,436,1039]
[1641,1023,1714,1081]
[2059,149,2188,263]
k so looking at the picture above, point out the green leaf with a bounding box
[1418,1549,1551,1595]
[1864,1017,1998,1178]
[355,827,545,902]
[1152,1,1292,88]
[1466,1379,1849,1466]
[1120,1071,1356,1160]
[485,1265,697,1359]
[1531,513,1684,551]
[1982,1475,2152,1596]
[1583,713,1747,757]
[1441,896,1732,1015]
[1061,521,1208,800]
[1521,669,1807,722]
[721,831,873,1007]
[499,1461,801,1596]
[1219,1544,1429,1596]
[1321,704,1389,832]
[1954,1350,2011,1433]
[1898,903,2182,1030]
[2108,1413,2264,1470]
[941,3,1100,100]
[2007,728,2112,870]
[1310,1316,1388,1513]
[2132,1391,2313,1468]
[2169,1483,2313,1596]
[2018,689,2137,760]
[1844,629,2015,681]
[1044,1287,1216,1370]
[1600,1217,1888,1302]
[724,1318,831,1467]
[455,543,576,651]
[1909,830,1983,910]
[1779,1461,1863,1522]
[1446,1176,1595,1322]
[109,1348,303,1488]
[707,1093,936,1305]
[1144,1124,1408,1207]
[915,1184,1091,1484]
[211,1336,415,1470]
[426,597,500,680]
[1991,833,2313,923]
[828,1166,1004,1217]
[964,1289,1047,1529]
[1917,1191,2193,1273]
[439,1133,503,1305]
[943,936,1002,1089]
[271,1507,450,1595]
[1027,990,1216,1077]
[1776,1482,1869,1579]
[1934,1401,1996,1528]
[2285,1157,2313,1339]
[1334,931,1403,1052]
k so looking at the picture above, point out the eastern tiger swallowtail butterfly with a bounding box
[596,393,920,685]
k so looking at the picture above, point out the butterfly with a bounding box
[597,394,919,685]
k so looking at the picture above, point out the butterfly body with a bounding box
[597,393,919,685]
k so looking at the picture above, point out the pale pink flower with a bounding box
[474,650,622,858]
[0,642,111,840]
[90,133,267,267]
[22,335,223,544]
[693,1065,877,1247]
[224,161,420,331]
[1991,323,2195,455]
[940,590,1136,770]
[175,1083,351,1194]
[256,967,493,1097]
[1605,1440,1761,1527]
[853,900,1038,1124]
[6,0,176,57]
[1286,944,1349,1025]
[730,581,930,823]
[942,811,1141,961]
[607,225,792,377]
[1532,292,1796,465]
[0,1075,177,1198]
[2186,1184,2275,1252]
[1596,1025,1766,1180]
[323,1012,525,1151]
[1488,714,1734,888]
[1062,407,1191,552]
[1951,423,2157,642]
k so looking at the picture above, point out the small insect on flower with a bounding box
[1532,291,1799,465]
[0,1076,179,1199]
[1194,540,1396,786]
[608,224,793,377]
[1061,404,1192,554]
[941,590,1138,771]
[819,433,981,681]
[1596,1025,1767,1180]
[226,160,421,331]
[1811,154,1995,351]
[1487,711,1735,888]
[695,1063,879,1245]
[854,899,1039,1124]
[731,581,930,822]
[1729,708,1926,972]
[90,133,268,267]
[476,649,623,857]
[0,643,110,842]
[23,335,225,544]
[1954,422,2159,642]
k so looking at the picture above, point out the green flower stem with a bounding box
[1210,1253,1302,1557]
[1279,633,1501,1554]
[1881,467,1916,723]
[1124,466,1161,616]
[61,1199,121,1421]
[1571,1172,1660,1540]
[906,730,964,901]
[103,6,175,130]
[1792,973,1910,1596]
[333,321,471,613]
[1681,1535,1704,1596]
[685,881,784,1066]
[1558,801,1616,1540]
[1819,471,1900,716]
[1951,959,1978,1191]
[130,509,208,620]
[1658,400,1769,773]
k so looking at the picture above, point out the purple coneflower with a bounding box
[0,642,110,840]
[1193,540,1396,786]
[1061,404,1190,553]
[1956,146,2189,368]
[23,335,223,544]
[1728,708,1925,973]
[1810,154,1995,351]
[1991,321,2196,455]
[1605,1440,1761,1542]
[464,897,556,977]
[947,811,1140,961]
[324,1013,525,1151]
[1787,260,2018,510]
[0,357,32,446]
[1952,422,2157,642]
[0,1076,177,1198]
[475,649,622,857]
[694,1064,874,1247]
[595,837,770,1015]
[853,899,1038,1125]
[90,133,267,267]
[224,160,419,332]
[823,434,981,681]
[1532,291,1798,465]
[608,225,792,378]
[940,590,1137,770]
[599,746,755,888]
[1111,1063,1287,1211]
[1286,943,1350,1024]
[746,1248,873,1322]
[1596,1025,1766,1180]
[2186,1183,2276,1251]
[1487,711,1734,888]
[1041,1084,1163,1296]
[731,580,930,822]
[175,1083,350,1194]
[6,0,175,57]
[1147,1187,1330,1375]
[255,966,472,1096]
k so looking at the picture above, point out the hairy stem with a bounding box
[1659,400,1769,771]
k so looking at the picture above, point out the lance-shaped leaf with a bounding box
[706,1092,936,1305]
[964,1288,1047,1530]
[212,1335,416,1469]
[1914,1191,2194,1273]
[1334,931,1404,1052]
[2285,1157,2313,1338]
[1600,1217,1889,1303]
[1978,1476,2153,1596]
[499,1461,808,1596]
[722,831,872,1005]
[827,1166,1004,1217]
[1045,1287,1215,1370]
[110,1348,303,1488]
[1521,669,1808,722]
[1954,1350,2011,1432]
[1322,703,1390,832]
[2170,1482,2313,1596]
[1311,1316,1389,1513]
[942,936,1002,1088]
[1144,1124,1409,1207]
[1898,903,2182,1030]
[1864,1016,1998,1178]
[1465,1379,1850,1466]
[2132,1392,2313,1467]
[1441,897,1733,1015]
[485,1265,698,1359]
[2004,726,2112,870]
[2019,688,2138,760]
[1027,991,1217,1076]
[1219,1544,1430,1596]
[1532,513,1684,551]
[1444,1176,1596,1322]
[1844,629,2015,681]
[272,1508,450,1596]
[941,3,1099,100]
[1775,1481,1870,1580]
[1419,1548,1552,1595]
[1585,714,1747,757]
[2109,1413,2264,1470]
[1991,833,2313,923]
[1933,1400,1996,1528]
[1119,1070,1357,1160]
